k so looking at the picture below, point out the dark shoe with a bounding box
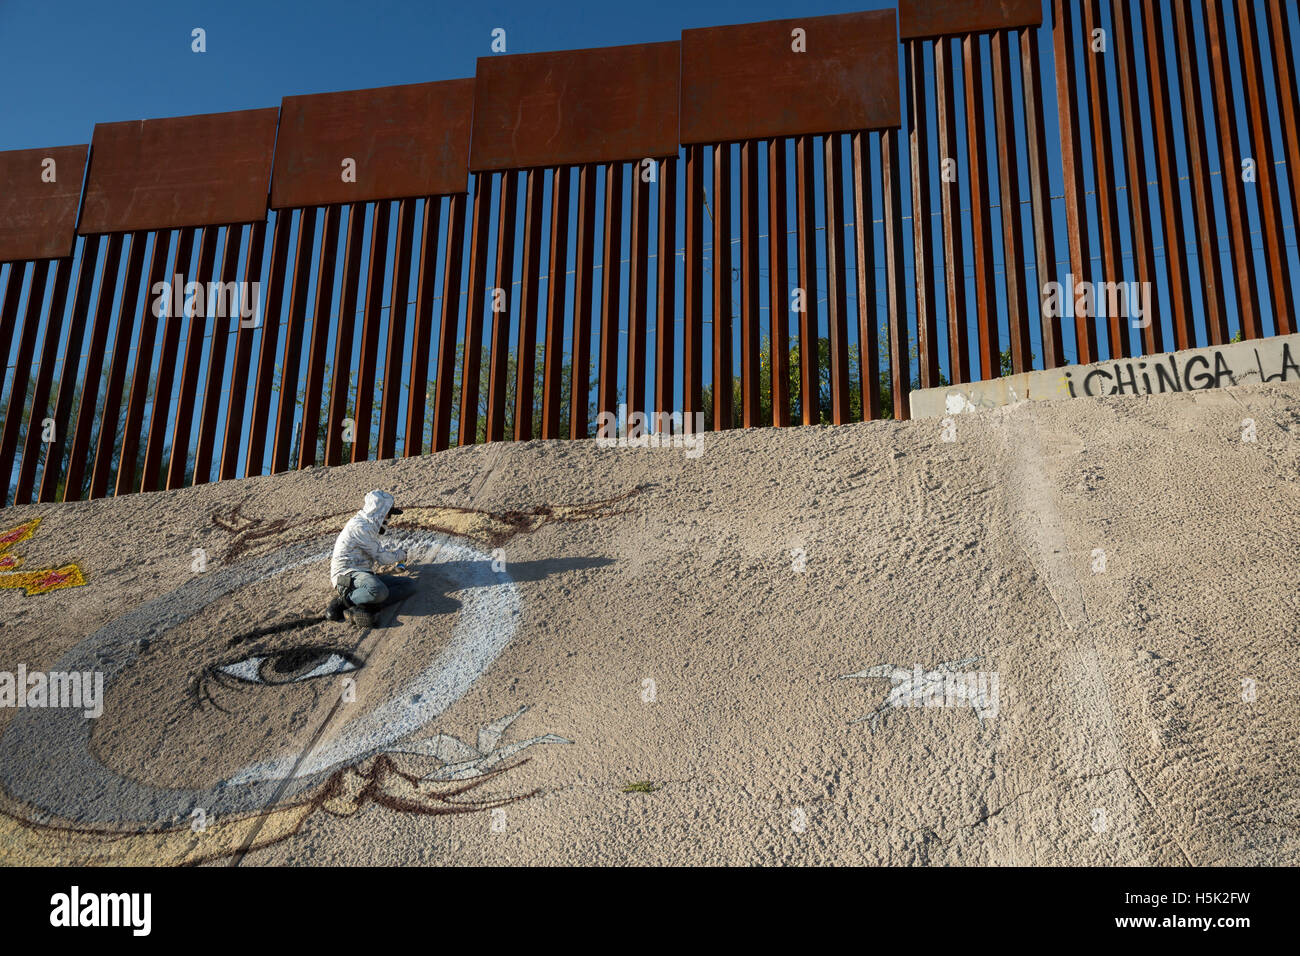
[345,605,379,630]
[325,595,346,622]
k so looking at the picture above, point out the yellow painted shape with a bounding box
[0,518,87,596]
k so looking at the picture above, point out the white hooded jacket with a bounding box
[330,490,407,586]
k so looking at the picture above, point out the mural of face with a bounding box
[0,493,635,865]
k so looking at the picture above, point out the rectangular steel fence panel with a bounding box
[0,146,87,263]
[245,213,292,476]
[570,165,597,439]
[324,206,365,466]
[405,198,441,456]
[79,109,277,234]
[739,140,761,426]
[795,135,820,426]
[963,35,999,380]
[934,39,969,383]
[165,225,220,489]
[459,175,494,445]
[541,168,570,441]
[273,79,473,208]
[627,167,651,423]
[681,10,901,145]
[767,139,791,427]
[14,255,74,504]
[823,134,851,424]
[298,206,342,468]
[62,232,125,500]
[0,261,50,501]
[882,129,911,421]
[220,220,268,479]
[272,207,320,472]
[711,145,733,431]
[1204,0,1264,343]
[990,30,1033,373]
[899,0,1042,40]
[117,232,172,495]
[853,132,882,422]
[353,200,391,460]
[471,43,679,171]
[514,170,546,441]
[378,198,416,458]
[194,223,247,482]
[906,41,940,389]
[654,158,678,426]
[139,227,195,494]
[486,172,519,443]
[683,147,705,431]
[433,193,467,452]
[1232,0,1296,338]
[597,163,625,423]
[89,231,146,498]
[37,236,103,501]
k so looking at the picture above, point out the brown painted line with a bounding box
[88,232,146,499]
[711,144,733,431]
[0,261,49,504]
[323,206,365,467]
[1020,27,1066,368]
[117,231,173,495]
[1264,0,1300,336]
[767,139,791,427]
[853,131,882,422]
[991,30,1034,373]
[404,198,441,458]
[738,141,762,427]
[1233,0,1296,337]
[245,213,293,478]
[514,170,546,441]
[36,235,103,503]
[1080,0,1131,358]
[541,168,570,441]
[598,162,625,423]
[934,37,970,383]
[964,33,1000,379]
[654,157,678,425]
[823,134,852,425]
[906,39,941,388]
[299,206,342,469]
[216,221,266,480]
[683,147,705,431]
[192,224,247,484]
[1204,0,1265,342]
[627,165,651,424]
[459,174,494,446]
[1172,0,1230,346]
[569,164,597,440]
[432,193,467,452]
[377,198,417,460]
[1111,4,1164,356]
[1140,0,1196,352]
[352,200,391,461]
[486,171,519,443]
[1053,0,1098,363]
[795,134,820,426]
[882,128,912,421]
[13,257,72,504]
[165,225,220,490]
[62,232,125,501]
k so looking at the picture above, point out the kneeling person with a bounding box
[326,490,409,628]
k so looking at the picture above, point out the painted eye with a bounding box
[215,648,360,686]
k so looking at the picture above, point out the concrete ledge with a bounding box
[910,333,1300,418]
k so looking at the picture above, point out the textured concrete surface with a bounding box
[1,381,1297,865]
[910,332,1300,418]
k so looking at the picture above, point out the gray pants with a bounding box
[336,571,401,607]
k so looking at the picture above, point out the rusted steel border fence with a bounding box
[2,1,1299,506]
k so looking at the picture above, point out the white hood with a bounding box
[329,490,407,587]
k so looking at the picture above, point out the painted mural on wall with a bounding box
[0,518,86,596]
[0,491,636,865]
